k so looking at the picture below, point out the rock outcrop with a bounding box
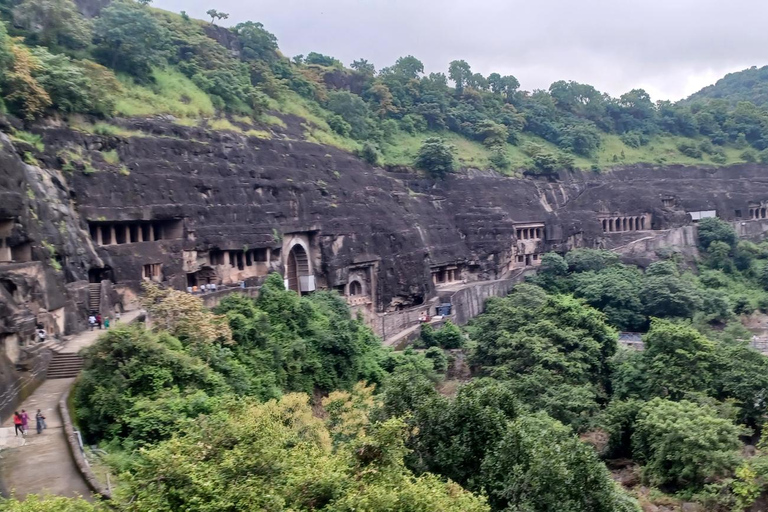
[3,114,768,378]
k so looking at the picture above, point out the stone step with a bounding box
[46,352,84,379]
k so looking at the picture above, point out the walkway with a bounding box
[0,310,142,499]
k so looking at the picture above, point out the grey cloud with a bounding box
[154,0,768,100]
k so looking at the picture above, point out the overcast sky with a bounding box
[154,0,767,101]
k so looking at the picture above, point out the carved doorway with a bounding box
[287,244,309,293]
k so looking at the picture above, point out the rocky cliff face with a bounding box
[3,114,768,348]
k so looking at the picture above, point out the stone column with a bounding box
[109,225,116,245]
[137,224,143,242]
[96,226,103,245]
[124,225,130,244]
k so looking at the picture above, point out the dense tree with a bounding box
[234,21,278,63]
[632,398,745,489]
[350,58,375,76]
[122,392,489,512]
[390,55,424,79]
[482,413,639,512]
[2,42,52,119]
[93,0,169,79]
[640,263,703,318]
[448,59,472,92]
[305,51,342,68]
[415,137,454,178]
[571,264,646,330]
[712,339,768,428]
[470,284,617,428]
[565,248,619,273]
[73,325,228,444]
[28,48,116,115]
[326,90,374,139]
[641,319,716,399]
[13,0,92,50]
[698,216,738,250]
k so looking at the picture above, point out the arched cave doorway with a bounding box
[88,266,113,283]
[286,244,309,293]
[349,280,363,296]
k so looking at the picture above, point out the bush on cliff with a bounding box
[415,137,454,178]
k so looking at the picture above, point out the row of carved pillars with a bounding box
[516,227,543,240]
[750,208,767,219]
[601,216,646,233]
[92,223,159,246]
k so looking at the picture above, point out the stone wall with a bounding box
[200,286,261,309]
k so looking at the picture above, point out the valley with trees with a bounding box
[5,0,768,511]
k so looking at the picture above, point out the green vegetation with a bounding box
[0,0,765,172]
[60,274,638,511]
[10,129,44,151]
[101,149,120,165]
[114,69,215,118]
[685,65,768,108]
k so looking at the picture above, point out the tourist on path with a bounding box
[35,409,46,434]
[104,317,110,329]
[13,412,24,436]
[96,314,102,330]
[20,409,29,435]
[88,314,96,331]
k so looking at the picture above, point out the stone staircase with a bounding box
[46,352,83,379]
[87,283,100,313]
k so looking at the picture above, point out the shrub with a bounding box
[711,149,727,164]
[677,141,702,158]
[327,114,351,136]
[489,147,510,171]
[415,138,454,178]
[530,151,559,173]
[620,131,649,148]
[698,217,737,250]
[357,142,381,166]
[741,149,758,163]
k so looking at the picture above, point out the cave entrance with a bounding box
[88,266,113,283]
[286,244,310,294]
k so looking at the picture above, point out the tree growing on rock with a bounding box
[207,9,229,24]
[415,137,454,178]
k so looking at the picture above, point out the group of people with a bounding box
[12,409,46,436]
[186,282,218,294]
[88,312,119,331]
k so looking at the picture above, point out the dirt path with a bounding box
[0,310,142,500]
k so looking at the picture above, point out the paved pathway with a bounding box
[0,310,142,500]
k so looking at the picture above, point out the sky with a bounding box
[154,0,768,102]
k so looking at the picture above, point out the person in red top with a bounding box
[13,411,24,436]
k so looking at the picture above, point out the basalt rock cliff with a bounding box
[3,113,768,358]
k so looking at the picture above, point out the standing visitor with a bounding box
[88,314,96,331]
[96,314,102,330]
[13,412,23,436]
[36,409,46,434]
[20,409,29,435]
[104,317,110,329]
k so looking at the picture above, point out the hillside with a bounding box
[686,64,768,108]
[0,0,767,174]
